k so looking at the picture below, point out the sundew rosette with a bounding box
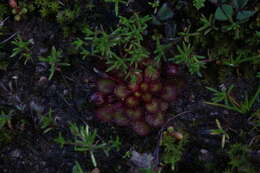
[90,62,180,136]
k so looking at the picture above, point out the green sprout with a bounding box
[10,35,32,65]
[39,46,70,80]
[54,123,120,168]
[205,85,260,114]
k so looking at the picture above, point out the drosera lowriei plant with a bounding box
[90,60,182,136]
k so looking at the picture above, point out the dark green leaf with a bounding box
[236,10,255,21]
[215,5,233,21]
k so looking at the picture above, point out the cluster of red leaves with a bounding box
[90,62,180,136]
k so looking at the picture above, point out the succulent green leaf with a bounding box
[157,3,174,21]
[236,10,255,21]
[215,5,234,21]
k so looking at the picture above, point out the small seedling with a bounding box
[196,14,217,35]
[54,123,119,168]
[39,46,70,80]
[10,35,32,65]
[160,127,187,171]
[39,108,56,134]
[205,85,260,114]
[222,54,260,67]
[170,41,206,76]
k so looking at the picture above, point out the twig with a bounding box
[0,17,9,26]
[0,32,18,44]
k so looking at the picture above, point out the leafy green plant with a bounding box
[215,4,234,21]
[224,143,258,173]
[197,14,218,35]
[221,54,260,67]
[39,108,56,134]
[170,42,206,76]
[10,35,32,65]
[215,0,255,22]
[213,0,256,39]
[73,14,151,77]
[54,123,121,167]
[39,46,70,80]
[161,128,187,171]
[205,85,260,114]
